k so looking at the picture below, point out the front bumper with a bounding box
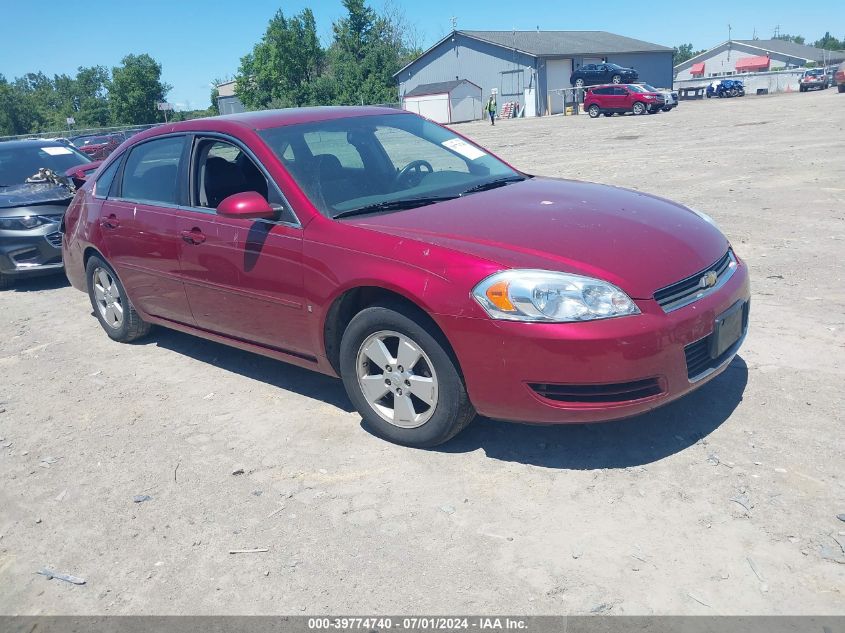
[0,225,64,278]
[440,259,750,424]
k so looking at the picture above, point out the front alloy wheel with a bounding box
[356,330,438,428]
[575,78,585,88]
[612,74,622,84]
[632,102,645,115]
[340,303,475,447]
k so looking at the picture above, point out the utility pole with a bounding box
[727,24,732,60]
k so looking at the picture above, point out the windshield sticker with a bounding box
[442,138,486,160]
[41,146,73,156]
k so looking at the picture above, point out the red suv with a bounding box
[62,108,749,447]
[584,84,666,117]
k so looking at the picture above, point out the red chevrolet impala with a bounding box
[62,107,749,447]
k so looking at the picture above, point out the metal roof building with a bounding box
[394,30,674,117]
[674,39,845,81]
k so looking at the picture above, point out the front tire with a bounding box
[632,101,645,115]
[612,75,622,84]
[86,255,150,342]
[339,303,475,447]
[575,78,585,88]
[588,104,601,118]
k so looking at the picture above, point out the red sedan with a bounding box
[62,107,749,447]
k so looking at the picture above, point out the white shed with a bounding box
[401,80,483,124]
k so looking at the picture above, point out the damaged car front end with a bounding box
[0,140,92,288]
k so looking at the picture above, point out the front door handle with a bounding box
[180,228,206,245]
[100,214,119,229]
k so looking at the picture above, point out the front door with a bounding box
[99,135,194,324]
[176,136,310,358]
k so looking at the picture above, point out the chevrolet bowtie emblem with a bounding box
[699,271,718,289]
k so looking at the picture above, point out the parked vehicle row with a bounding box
[584,84,667,117]
[55,107,749,447]
[0,140,95,289]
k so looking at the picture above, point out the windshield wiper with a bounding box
[459,176,527,196]
[333,195,458,219]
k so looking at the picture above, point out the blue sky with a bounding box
[1,0,842,109]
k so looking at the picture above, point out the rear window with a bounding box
[120,136,185,205]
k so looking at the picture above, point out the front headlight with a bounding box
[472,270,640,323]
[0,216,48,230]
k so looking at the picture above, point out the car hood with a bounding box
[0,183,74,210]
[346,177,729,299]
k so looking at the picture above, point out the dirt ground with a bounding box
[1,89,843,616]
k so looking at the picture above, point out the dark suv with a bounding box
[584,84,665,117]
[570,63,638,88]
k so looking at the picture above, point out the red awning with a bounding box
[690,62,705,75]
[735,55,770,72]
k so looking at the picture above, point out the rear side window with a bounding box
[93,157,122,199]
[121,136,185,205]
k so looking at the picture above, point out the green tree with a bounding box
[774,33,805,44]
[814,32,844,51]
[109,54,172,125]
[673,43,705,65]
[325,0,414,105]
[235,9,324,109]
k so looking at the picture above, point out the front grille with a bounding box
[45,231,62,248]
[529,378,663,404]
[654,250,735,312]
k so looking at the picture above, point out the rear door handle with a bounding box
[100,214,119,229]
[180,228,206,245]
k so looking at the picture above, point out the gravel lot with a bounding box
[1,89,843,615]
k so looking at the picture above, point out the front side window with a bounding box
[192,138,295,224]
[121,136,185,205]
[259,113,521,218]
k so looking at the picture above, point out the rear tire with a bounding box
[575,78,584,88]
[85,255,150,342]
[588,105,601,118]
[339,303,475,447]
[612,75,622,84]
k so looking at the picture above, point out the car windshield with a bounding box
[259,113,522,218]
[805,70,823,76]
[0,144,91,185]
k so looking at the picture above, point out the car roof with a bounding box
[122,106,404,147]
[0,139,69,149]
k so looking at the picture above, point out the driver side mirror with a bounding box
[216,191,276,220]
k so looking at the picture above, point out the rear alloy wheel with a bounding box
[575,78,585,88]
[340,304,475,447]
[86,255,150,342]
[632,101,646,115]
[588,104,601,118]
[612,75,622,84]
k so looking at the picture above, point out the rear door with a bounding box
[176,135,310,357]
[612,86,631,111]
[99,135,193,324]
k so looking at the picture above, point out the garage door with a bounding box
[546,59,573,114]
[402,94,450,123]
